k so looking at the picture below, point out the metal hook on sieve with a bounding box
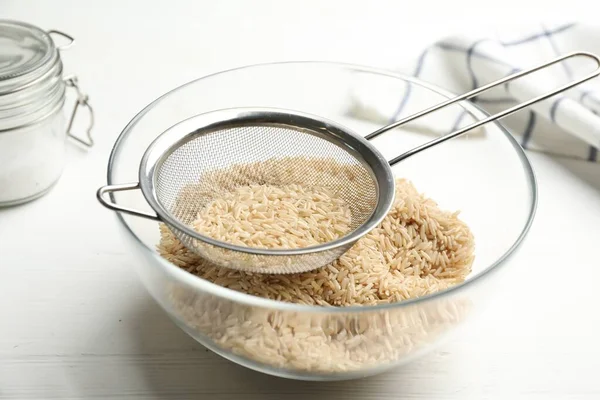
[365,51,600,166]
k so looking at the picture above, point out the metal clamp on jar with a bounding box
[0,19,94,207]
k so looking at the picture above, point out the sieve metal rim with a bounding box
[137,107,396,257]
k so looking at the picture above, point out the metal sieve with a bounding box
[98,52,600,274]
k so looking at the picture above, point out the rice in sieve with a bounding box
[97,52,600,274]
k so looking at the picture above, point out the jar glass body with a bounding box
[0,101,66,206]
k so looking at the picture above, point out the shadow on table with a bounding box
[125,294,450,400]
[556,156,600,193]
[528,150,600,194]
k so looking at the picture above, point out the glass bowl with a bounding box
[103,61,536,381]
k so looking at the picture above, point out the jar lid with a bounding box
[0,19,59,95]
[0,20,65,131]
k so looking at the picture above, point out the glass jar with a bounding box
[0,19,94,207]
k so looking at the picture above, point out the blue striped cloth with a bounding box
[351,22,600,163]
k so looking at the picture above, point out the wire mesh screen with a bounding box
[153,123,380,273]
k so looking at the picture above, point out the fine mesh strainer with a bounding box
[98,52,600,274]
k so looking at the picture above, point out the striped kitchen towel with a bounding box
[350,22,600,162]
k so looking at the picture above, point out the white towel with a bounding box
[349,22,600,163]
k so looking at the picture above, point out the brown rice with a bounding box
[156,160,476,374]
[159,177,474,306]
[191,183,352,250]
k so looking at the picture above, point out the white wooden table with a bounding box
[1,1,599,398]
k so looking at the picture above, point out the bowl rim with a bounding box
[106,60,538,313]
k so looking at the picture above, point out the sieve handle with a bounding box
[97,182,160,221]
[364,51,600,166]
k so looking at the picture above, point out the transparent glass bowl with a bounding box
[104,61,537,381]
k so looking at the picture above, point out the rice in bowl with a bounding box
[156,162,475,374]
